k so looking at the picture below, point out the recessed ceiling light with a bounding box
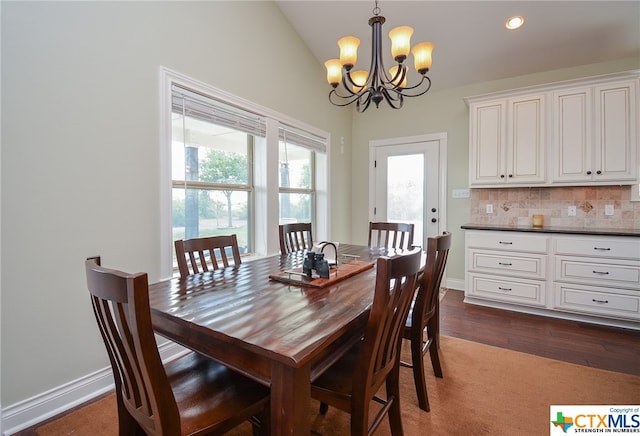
[506,15,525,30]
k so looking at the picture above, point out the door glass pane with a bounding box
[387,154,424,247]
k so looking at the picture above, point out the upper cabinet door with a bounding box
[469,95,545,187]
[552,87,593,183]
[508,95,546,184]
[594,80,638,182]
[469,100,506,185]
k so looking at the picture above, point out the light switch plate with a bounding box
[452,189,470,198]
[568,205,577,216]
[486,204,494,214]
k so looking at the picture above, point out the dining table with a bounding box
[148,244,391,435]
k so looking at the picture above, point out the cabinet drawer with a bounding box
[467,231,548,253]
[554,237,640,259]
[467,273,545,307]
[555,257,640,289]
[469,249,547,279]
[554,283,640,321]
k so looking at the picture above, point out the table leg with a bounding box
[270,362,311,435]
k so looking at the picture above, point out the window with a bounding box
[160,68,329,277]
[279,125,325,226]
[171,85,264,258]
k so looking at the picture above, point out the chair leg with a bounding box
[426,321,443,378]
[386,369,404,436]
[319,402,329,415]
[410,330,430,412]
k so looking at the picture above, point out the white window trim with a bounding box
[159,67,330,279]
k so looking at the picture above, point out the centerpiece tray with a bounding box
[269,260,374,288]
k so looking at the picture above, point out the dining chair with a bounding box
[85,256,270,435]
[175,234,242,278]
[401,231,451,412]
[278,222,313,254]
[368,222,415,250]
[311,247,423,436]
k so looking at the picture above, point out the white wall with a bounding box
[0,0,351,412]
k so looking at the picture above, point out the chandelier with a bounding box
[324,0,434,112]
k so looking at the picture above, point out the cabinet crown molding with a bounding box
[464,69,640,105]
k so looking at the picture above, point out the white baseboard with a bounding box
[1,341,186,435]
[444,277,464,291]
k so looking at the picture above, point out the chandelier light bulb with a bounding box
[412,42,434,74]
[389,66,407,88]
[338,36,360,70]
[389,26,413,63]
[324,59,343,87]
[350,70,369,93]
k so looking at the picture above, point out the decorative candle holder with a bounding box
[532,214,544,228]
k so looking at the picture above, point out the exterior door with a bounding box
[369,134,446,250]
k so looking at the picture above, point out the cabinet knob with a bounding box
[596,170,602,175]
[508,174,513,178]
[500,174,505,178]
[431,218,437,223]
[586,170,592,175]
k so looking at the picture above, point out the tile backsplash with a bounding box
[470,185,640,229]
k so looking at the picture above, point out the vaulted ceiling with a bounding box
[276,1,640,91]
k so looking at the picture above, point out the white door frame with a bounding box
[368,132,448,246]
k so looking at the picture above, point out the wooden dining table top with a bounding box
[148,243,391,435]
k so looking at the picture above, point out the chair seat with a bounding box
[166,352,270,435]
[311,342,361,411]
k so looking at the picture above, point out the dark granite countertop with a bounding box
[461,223,640,238]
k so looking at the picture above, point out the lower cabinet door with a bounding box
[468,273,546,307]
[554,283,640,321]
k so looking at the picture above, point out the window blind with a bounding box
[172,84,266,137]
[279,124,327,153]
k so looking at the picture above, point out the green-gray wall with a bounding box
[1,0,638,415]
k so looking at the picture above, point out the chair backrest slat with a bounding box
[279,223,313,254]
[175,235,242,278]
[368,222,415,250]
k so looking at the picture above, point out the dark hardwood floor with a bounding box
[440,289,640,376]
[13,288,640,435]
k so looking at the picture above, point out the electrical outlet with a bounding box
[605,204,614,216]
[486,204,494,214]
[568,205,577,216]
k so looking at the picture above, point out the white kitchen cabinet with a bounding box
[465,231,548,308]
[551,79,638,184]
[466,70,639,188]
[469,94,546,186]
[552,235,640,321]
[464,228,640,329]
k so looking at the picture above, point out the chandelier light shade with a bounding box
[324,0,434,112]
